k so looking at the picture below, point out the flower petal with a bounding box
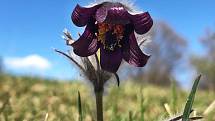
[100,47,122,73]
[72,24,99,57]
[122,32,150,67]
[72,4,100,27]
[95,4,130,24]
[129,12,153,34]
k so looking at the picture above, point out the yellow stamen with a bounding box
[97,22,125,50]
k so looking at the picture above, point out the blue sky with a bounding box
[0,0,214,82]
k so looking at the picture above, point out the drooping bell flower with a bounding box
[70,1,153,73]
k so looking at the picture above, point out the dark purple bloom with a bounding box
[70,2,153,73]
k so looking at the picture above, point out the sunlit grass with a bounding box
[0,74,214,121]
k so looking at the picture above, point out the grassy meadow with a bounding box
[0,74,215,121]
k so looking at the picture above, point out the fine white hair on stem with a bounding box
[134,32,152,56]
[87,55,99,70]
[87,0,142,14]
[135,32,152,47]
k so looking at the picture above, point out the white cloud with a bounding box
[4,54,51,71]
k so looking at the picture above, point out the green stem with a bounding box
[95,91,103,121]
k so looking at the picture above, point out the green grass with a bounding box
[0,74,214,121]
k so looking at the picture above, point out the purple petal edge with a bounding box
[122,32,150,67]
[72,4,100,27]
[72,25,99,57]
[129,12,153,34]
[95,5,130,24]
[100,47,122,73]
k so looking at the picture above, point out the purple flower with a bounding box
[70,2,153,73]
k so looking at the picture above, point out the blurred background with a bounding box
[0,0,215,120]
[1,0,215,89]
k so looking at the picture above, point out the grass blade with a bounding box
[129,111,133,121]
[78,91,83,121]
[171,80,177,113]
[182,75,201,121]
[44,113,49,121]
[140,93,146,121]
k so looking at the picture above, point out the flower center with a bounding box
[97,23,124,51]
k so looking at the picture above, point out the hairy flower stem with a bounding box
[95,89,103,121]
[94,78,104,121]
